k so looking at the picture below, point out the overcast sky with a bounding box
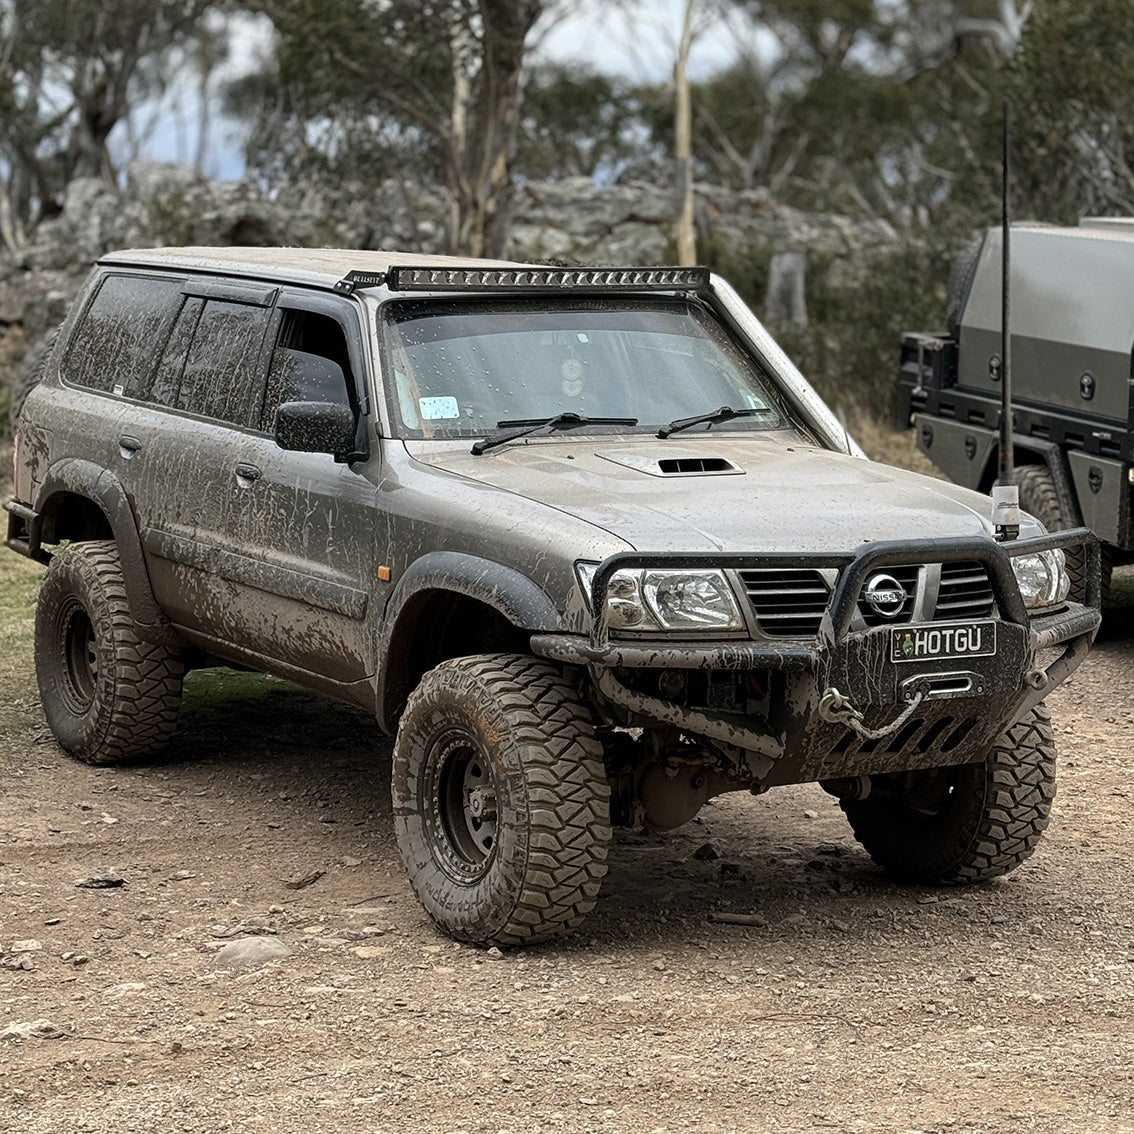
[127,1,749,180]
[538,0,748,82]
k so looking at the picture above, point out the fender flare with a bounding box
[374,551,561,732]
[1009,437,1083,528]
[35,458,177,645]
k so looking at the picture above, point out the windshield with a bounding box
[381,297,800,440]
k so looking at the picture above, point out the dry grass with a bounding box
[847,413,942,477]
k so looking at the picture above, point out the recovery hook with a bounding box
[818,686,926,742]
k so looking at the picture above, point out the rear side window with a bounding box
[177,300,270,426]
[149,296,272,428]
[63,274,180,393]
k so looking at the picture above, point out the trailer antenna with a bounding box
[991,102,1020,542]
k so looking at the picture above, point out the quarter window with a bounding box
[63,274,180,394]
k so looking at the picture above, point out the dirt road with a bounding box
[2,552,1133,1134]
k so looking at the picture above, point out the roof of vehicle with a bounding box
[98,247,528,291]
[1014,219,1134,246]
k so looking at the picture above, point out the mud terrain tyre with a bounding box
[36,541,184,764]
[1014,463,1110,602]
[840,704,1055,883]
[392,653,611,947]
[9,324,61,428]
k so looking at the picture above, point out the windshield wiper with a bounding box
[657,405,760,439]
[471,413,638,455]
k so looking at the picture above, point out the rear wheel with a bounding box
[1014,463,1111,602]
[36,541,184,764]
[841,704,1055,883]
[392,653,611,946]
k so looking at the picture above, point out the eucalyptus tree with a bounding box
[237,0,546,257]
[0,0,217,248]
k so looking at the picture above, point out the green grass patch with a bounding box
[0,552,42,674]
[182,666,290,710]
[0,552,44,747]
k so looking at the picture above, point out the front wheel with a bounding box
[392,653,611,947]
[840,704,1056,883]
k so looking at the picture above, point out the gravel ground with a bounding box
[2,557,1133,1134]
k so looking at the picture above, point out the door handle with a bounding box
[118,435,142,457]
[235,462,262,484]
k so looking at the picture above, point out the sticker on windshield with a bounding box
[561,357,585,396]
[419,396,460,420]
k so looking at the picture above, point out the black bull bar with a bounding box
[531,529,1101,783]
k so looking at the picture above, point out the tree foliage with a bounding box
[236,0,544,256]
[1007,0,1134,221]
[0,0,217,247]
[515,65,647,181]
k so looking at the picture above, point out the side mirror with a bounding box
[275,400,357,456]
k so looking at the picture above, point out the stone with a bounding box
[1,1019,67,1041]
[765,251,809,326]
[102,982,147,999]
[215,936,290,969]
[10,939,42,953]
[284,869,325,890]
[76,869,126,889]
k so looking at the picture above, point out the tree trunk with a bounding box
[674,0,697,265]
[765,251,808,326]
[448,0,541,259]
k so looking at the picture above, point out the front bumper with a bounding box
[531,530,1100,786]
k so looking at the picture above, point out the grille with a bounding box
[935,560,994,620]
[857,565,919,627]
[740,568,830,637]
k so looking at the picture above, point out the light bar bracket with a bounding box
[334,270,389,294]
[384,265,711,293]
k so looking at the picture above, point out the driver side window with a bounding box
[262,308,356,431]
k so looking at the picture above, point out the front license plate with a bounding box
[890,620,996,663]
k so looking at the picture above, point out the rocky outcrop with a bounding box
[0,162,898,395]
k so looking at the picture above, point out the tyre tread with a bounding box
[842,705,1056,884]
[36,541,183,764]
[393,652,610,947]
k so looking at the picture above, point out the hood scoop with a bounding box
[597,449,744,477]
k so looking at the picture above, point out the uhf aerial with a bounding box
[990,104,1020,542]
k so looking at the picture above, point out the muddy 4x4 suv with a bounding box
[6,248,1101,947]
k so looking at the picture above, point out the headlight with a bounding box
[1011,549,1070,610]
[577,564,745,631]
[642,571,744,628]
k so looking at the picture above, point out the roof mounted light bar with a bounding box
[384,265,711,293]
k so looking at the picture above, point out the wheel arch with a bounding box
[33,458,177,645]
[1001,442,1082,528]
[375,552,561,734]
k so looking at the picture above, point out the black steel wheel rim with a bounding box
[423,726,500,883]
[60,600,98,714]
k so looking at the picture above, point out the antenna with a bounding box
[991,102,1020,542]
